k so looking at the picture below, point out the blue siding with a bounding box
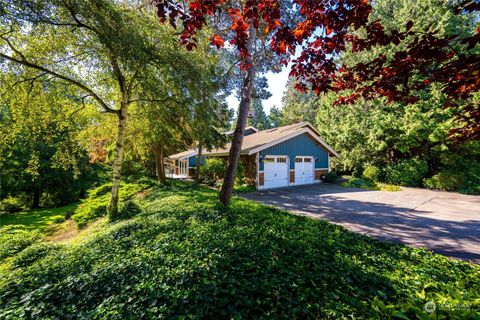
[189,156,206,167]
[259,133,329,170]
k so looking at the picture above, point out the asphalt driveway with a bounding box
[241,184,480,263]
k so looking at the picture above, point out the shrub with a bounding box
[322,172,338,183]
[363,165,381,182]
[423,170,467,191]
[11,242,60,268]
[385,158,428,187]
[71,181,148,228]
[200,158,225,185]
[0,227,40,260]
[341,177,378,190]
[379,184,401,192]
[0,197,25,214]
[112,200,143,221]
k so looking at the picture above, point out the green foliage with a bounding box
[363,165,381,182]
[322,172,338,183]
[199,158,225,185]
[248,99,271,129]
[0,182,478,319]
[341,177,378,190]
[11,242,60,269]
[235,161,245,185]
[0,197,25,214]
[386,158,429,187]
[113,200,143,221]
[71,182,148,228]
[423,170,467,192]
[379,184,402,192]
[0,227,40,260]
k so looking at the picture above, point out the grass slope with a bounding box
[0,203,77,231]
[0,181,479,319]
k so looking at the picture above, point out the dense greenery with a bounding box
[280,0,480,194]
[0,181,479,319]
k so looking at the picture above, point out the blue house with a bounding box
[168,122,339,190]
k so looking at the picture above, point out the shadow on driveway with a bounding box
[241,184,480,263]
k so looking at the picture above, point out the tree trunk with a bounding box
[108,102,128,217]
[155,144,166,183]
[32,190,40,209]
[195,141,203,183]
[219,24,256,206]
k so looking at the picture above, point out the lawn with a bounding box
[0,203,77,231]
[0,181,479,319]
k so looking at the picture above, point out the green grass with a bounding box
[0,180,478,319]
[0,203,77,231]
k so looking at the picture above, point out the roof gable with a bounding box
[204,122,339,157]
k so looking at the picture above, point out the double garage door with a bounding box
[263,156,314,189]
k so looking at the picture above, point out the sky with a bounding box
[226,64,291,115]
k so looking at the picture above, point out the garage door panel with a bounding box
[295,157,314,185]
[263,156,289,189]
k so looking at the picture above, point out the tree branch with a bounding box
[0,52,118,114]
[128,96,184,105]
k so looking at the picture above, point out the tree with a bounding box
[280,78,317,124]
[0,0,193,215]
[267,106,282,128]
[0,78,94,207]
[248,98,270,129]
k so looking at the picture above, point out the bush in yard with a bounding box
[423,170,467,192]
[423,161,480,195]
[363,165,381,182]
[322,172,338,183]
[0,227,40,260]
[112,200,143,221]
[341,177,378,189]
[71,182,148,228]
[199,158,225,185]
[11,242,60,268]
[385,158,429,187]
[0,197,25,214]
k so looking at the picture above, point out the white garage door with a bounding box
[263,156,289,189]
[295,156,314,185]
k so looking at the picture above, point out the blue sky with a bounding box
[226,65,291,114]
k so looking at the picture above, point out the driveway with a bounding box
[241,184,480,263]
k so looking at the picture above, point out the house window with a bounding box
[304,158,312,163]
[295,158,303,163]
[264,157,275,163]
[277,157,287,163]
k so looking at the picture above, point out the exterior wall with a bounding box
[240,154,257,187]
[259,133,329,170]
[315,169,329,180]
[189,156,206,168]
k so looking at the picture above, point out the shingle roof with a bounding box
[168,122,339,159]
[168,149,197,160]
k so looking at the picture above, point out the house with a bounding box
[168,122,339,190]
